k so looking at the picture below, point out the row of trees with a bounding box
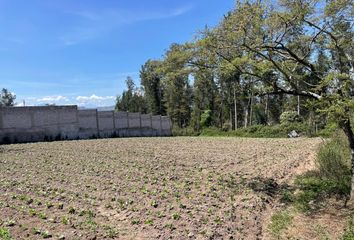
[116,0,353,201]
[117,0,352,131]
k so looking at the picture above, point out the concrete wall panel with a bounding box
[141,114,152,128]
[115,111,128,129]
[2,108,32,129]
[128,112,140,128]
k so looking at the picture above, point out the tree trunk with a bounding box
[250,92,253,126]
[265,95,268,125]
[234,87,238,129]
[340,119,354,203]
[244,109,248,128]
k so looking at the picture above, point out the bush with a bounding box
[199,123,310,138]
[282,132,352,212]
[280,111,302,124]
[172,126,200,136]
[200,110,212,128]
[316,131,351,182]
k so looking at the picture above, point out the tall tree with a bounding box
[160,43,193,128]
[0,88,16,107]
[140,59,165,115]
[115,77,147,113]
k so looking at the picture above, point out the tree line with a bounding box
[116,0,353,132]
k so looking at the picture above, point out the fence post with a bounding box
[95,109,100,138]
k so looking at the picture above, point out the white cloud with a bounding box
[75,94,115,107]
[76,94,114,101]
[36,95,69,102]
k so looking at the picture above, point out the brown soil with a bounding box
[0,137,322,239]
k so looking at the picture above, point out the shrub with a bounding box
[284,132,352,212]
[200,110,212,128]
[316,131,351,182]
[280,111,302,124]
[172,126,199,136]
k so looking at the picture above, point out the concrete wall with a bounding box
[0,105,78,143]
[97,111,115,138]
[0,106,172,144]
[78,109,98,139]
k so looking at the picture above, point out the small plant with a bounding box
[45,202,54,209]
[150,200,158,208]
[131,219,141,225]
[41,230,52,239]
[0,227,12,240]
[28,208,37,216]
[61,217,69,225]
[268,210,293,238]
[164,223,176,231]
[68,207,76,214]
[144,219,154,225]
[57,203,64,210]
[38,212,47,220]
[172,213,180,220]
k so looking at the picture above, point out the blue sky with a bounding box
[0,0,234,107]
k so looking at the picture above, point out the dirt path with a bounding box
[0,137,322,239]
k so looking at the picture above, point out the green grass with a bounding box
[0,227,12,240]
[342,219,354,240]
[268,210,293,238]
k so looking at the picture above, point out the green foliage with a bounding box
[292,175,350,212]
[172,126,199,136]
[200,123,309,138]
[0,227,12,240]
[316,122,338,137]
[200,110,212,128]
[342,219,354,240]
[268,210,293,238]
[140,59,165,115]
[280,111,302,125]
[282,133,351,212]
[115,77,148,113]
[316,131,351,181]
[0,88,16,107]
